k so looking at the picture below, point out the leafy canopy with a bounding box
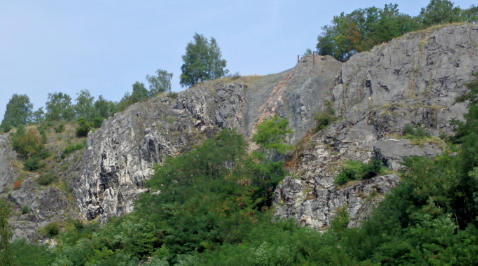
[180,33,228,87]
[1,94,33,131]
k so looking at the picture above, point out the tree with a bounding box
[180,33,228,87]
[11,127,43,159]
[418,0,464,27]
[45,92,75,121]
[0,199,13,266]
[146,69,173,97]
[0,94,33,131]
[94,95,116,119]
[74,89,97,122]
[32,107,45,124]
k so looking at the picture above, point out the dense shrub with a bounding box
[54,124,65,133]
[22,206,29,214]
[11,126,43,159]
[44,222,59,237]
[314,101,336,132]
[37,173,57,186]
[334,159,383,185]
[167,92,178,98]
[23,156,44,171]
[91,117,105,128]
[75,117,90,137]
[403,124,429,137]
[61,142,84,159]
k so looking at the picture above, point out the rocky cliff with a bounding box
[64,56,342,223]
[274,23,478,229]
[62,23,478,228]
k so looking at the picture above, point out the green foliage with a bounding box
[54,123,65,133]
[94,95,116,119]
[44,222,60,237]
[180,33,228,87]
[32,107,45,124]
[0,199,13,266]
[146,69,173,96]
[1,94,33,131]
[167,92,178,99]
[10,239,56,266]
[316,1,478,61]
[61,142,84,159]
[92,117,105,128]
[45,92,75,121]
[334,159,383,185]
[22,205,29,214]
[11,126,44,159]
[75,89,98,122]
[314,101,336,131]
[75,117,90,137]
[403,124,430,138]
[24,156,45,171]
[418,0,467,27]
[455,72,478,104]
[37,172,58,186]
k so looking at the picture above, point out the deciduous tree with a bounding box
[180,33,228,87]
[0,94,33,131]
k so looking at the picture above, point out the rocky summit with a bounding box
[1,23,478,237]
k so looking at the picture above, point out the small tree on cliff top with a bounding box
[180,33,228,88]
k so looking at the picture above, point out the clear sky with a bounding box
[1,0,476,120]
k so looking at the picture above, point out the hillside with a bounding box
[0,23,477,265]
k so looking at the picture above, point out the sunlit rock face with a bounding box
[65,56,342,222]
[273,24,478,229]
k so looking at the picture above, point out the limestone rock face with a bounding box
[66,56,342,222]
[0,134,18,193]
[273,24,478,228]
[67,24,478,228]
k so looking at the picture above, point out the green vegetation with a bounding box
[22,206,29,214]
[403,123,429,137]
[317,1,478,61]
[75,117,90,137]
[314,100,337,132]
[0,94,33,132]
[37,172,58,186]
[180,33,228,87]
[43,222,59,237]
[62,142,84,159]
[334,159,383,186]
[0,199,13,265]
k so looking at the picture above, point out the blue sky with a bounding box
[1,0,476,120]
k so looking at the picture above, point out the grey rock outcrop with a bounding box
[274,174,399,228]
[66,24,478,228]
[373,139,442,170]
[66,56,342,222]
[0,134,18,193]
[273,24,478,228]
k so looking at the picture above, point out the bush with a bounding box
[314,101,336,132]
[13,180,21,189]
[37,173,57,186]
[334,159,383,185]
[403,124,415,135]
[92,117,105,128]
[403,124,429,137]
[44,222,59,237]
[167,92,178,98]
[54,124,65,133]
[76,117,90,137]
[414,126,428,137]
[72,219,84,231]
[11,127,43,159]
[22,206,29,214]
[23,156,44,171]
[61,142,84,159]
